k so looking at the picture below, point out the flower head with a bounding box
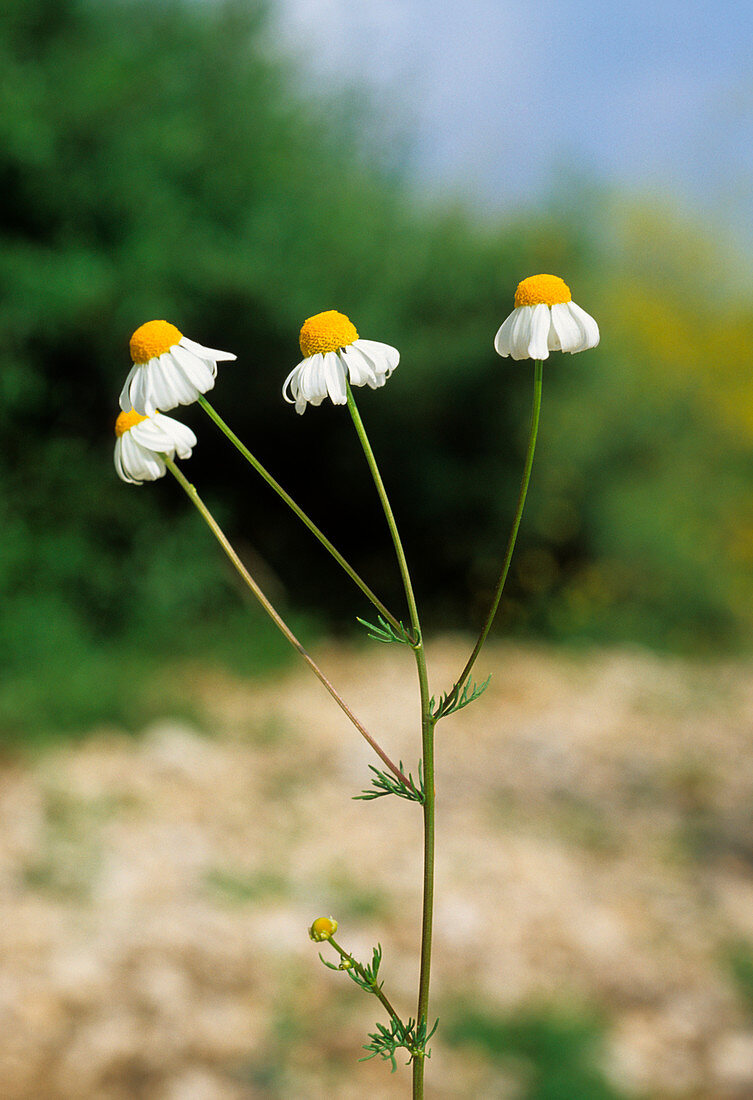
[114,407,197,485]
[283,310,399,414]
[119,320,237,416]
[494,275,599,361]
[309,916,338,942]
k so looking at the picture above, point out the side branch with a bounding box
[441,358,543,712]
[165,457,412,790]
[198,395,403,634]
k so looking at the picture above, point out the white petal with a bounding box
[354,339,399,375]
[341,344,378,388]
[566,301,600,351]
[114,437,139,484]
[301,354,326,402]
[311,355,332,403]
[171,345,217,389]
[129,418,173,452]
[129,364,153,416]
[508,306,533,360]
[494,310,517,357]
[157,353,201,408]
[130,412,196,461]
[528,304,551,360]
[179,336,237,362]
[119,364,139,412]
[119,431,165,483]
[155,414,197,458]
[322,353,347,404]
[282,363,303,405]
[549,302,580,352]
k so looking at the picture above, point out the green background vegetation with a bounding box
[2,0,752,738]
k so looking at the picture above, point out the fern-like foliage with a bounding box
[361,1016,439,1072]
[354,761,425,804]
[431,674,491,720]
[356,614,419,647]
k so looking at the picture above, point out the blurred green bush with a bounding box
[1,0,752,736]
[447,1005,630,1100]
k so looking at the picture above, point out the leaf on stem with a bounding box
[353,762,425,804]
[431,674,491,720]
[360,1015,439,1071]
[344,942,383,993]
[356,614,419,648]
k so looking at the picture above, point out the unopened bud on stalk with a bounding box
[309,916,338,942]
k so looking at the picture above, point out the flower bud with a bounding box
[309,916,338,942]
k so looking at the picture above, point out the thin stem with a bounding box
[412,713,435,1099]
[164,456,412,791]
[327,936,401,1022]
[344,385,421,640]
[344,384,435,1099]
[445,358,543,707]
[198,395,402,634]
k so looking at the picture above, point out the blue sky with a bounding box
[274,0,753,229]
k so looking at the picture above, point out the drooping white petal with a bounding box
[509,306,534,360]
[116,430,166,484]
[341,344,378,388]
[565,301,600,351]
[493,310,517,357]
[322,352,348,404]
[179,336,237,363]
[164,352,205,407]
[354,339,399,376]
[282,362,303,404]
[549,302,581,352]
[114,436,135,483]
[119,363,139,412]
[528,304,552,360]
[130,412,197,460]
[164,417,198,460]
[171,344,218,390]
[128,363,153,416]
[301,354,326,403]
[495,319,513,353]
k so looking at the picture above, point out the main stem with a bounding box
[198,396,402,635]
[164,457,412,791]
[449,359,543,698]
[345,385,434,1099]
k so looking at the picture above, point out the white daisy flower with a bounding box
[114,408,197,485]
[119,320,237,416]
[494,274,599,361]
[283,310,399,414]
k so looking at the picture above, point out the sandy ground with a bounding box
[2,639,753,1098]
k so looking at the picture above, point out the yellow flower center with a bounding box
[115,409,148,437]
[514,274,572,308]
[129,320,183,364]
[299,310,358,358]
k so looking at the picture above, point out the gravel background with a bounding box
[2,639,753,1098]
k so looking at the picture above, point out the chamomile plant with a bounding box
[112,280,598,1098]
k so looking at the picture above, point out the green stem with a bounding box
[345,384,435,1100]
[344,385,421,640]
[445,358,543,708]
[198,395,402,634]
[412,714,435,1098]
[164,456,412,791]
[327,936,401,1023]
